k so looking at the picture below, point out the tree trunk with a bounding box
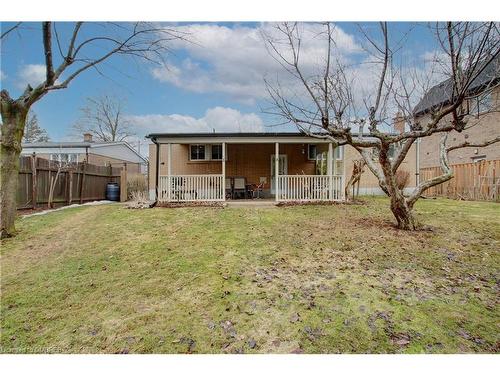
[377,144,418,230]
[389,192,417,230]
[1,97,28,238]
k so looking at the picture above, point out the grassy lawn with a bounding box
[1,197,499,353]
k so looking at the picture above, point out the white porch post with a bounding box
[275,142,279,202]
[167,143,172,202]
[342,145,346,200]
[222,142,226,201]
[328,143,333,200]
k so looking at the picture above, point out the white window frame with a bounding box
[49,153,78,163]
[189,144,207,161]
[307,144,318,160]
[211,144,223,160]
[335,145,344,160]
[471,155,486,163]
[189,144,226,161]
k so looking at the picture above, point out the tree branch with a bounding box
[407,134,453,207]
[1,22,21,39]
[42,22,55,86]
[446,136,500,152]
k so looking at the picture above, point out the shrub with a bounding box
[126,191,151,209]
[127,174,147,199]
[395,170,410,190]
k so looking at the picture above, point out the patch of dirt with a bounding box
[276,201,344,207]
[156,202,225,208]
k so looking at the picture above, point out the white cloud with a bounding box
[127,106,264,135]
[0,70,6,80]
[17,64,46,89]
[152,23,362,104]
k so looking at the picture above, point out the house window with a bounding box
[334,146,344,160]
[471,155,486,163]
[50,153,77,164]
[370,144,397,161]
[190,145,206,160]
[308,144,317,160]
[211,144,223,160]
[470,92,492,116]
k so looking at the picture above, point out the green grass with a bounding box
[1,197,499,353]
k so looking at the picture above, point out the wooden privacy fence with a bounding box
[17,155,122,209]
[420,159,500,202]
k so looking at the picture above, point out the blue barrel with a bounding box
[106,182,120,201]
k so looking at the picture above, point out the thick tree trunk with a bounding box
[377,143,418,230]
[389,192,417,230]
[1,97,28,238]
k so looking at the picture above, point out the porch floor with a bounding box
[225,199,277,208]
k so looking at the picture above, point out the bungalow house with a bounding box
[147,132,418,203]
[22,133,148,174]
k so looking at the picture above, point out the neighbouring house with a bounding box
[22,133,148,174]
[147,132,418,203]
[415,56,500,168]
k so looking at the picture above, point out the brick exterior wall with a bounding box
[149,141,418,196]
[418,87,500,168]
[149,143,317,193]
[343,143,418,195]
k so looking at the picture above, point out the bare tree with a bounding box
[345,159,366,200]
[23,111,50,142]
[47,157,74,209]
[73,95,134,142]
[263,22,500,230]
[1,22,187,238]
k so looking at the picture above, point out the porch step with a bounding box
[225,200,277,208]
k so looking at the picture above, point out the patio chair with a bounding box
[249,181,265,199]
[233,177,247,199]
[225,177,233,199]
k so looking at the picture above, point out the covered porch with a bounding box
[148,133,346,203]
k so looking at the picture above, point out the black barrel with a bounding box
[106,182,120,201]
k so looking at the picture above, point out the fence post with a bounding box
[79,161,87,204]
[120,168,128,202]
[31,153,37,209]
[67,170,73,205]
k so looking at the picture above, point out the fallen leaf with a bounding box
[290,312,301,323]
[248,339,257,349]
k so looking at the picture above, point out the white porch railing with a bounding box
[159,175,224,202]
[277,175,344,201]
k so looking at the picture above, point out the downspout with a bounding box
[415,138,420,186]
[151,137,160,207]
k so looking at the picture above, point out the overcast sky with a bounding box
[0,22,440,151]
